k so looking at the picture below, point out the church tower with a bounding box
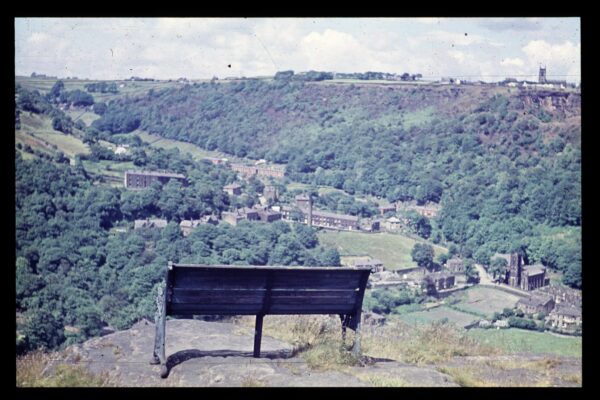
[538,65,547,84]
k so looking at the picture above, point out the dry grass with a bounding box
[236,316,498,372]
[362,320,500,365]
[16,350,111,387]
[562,374,582,385]
[436,366,495,387]
[364,375,407,387]
[235,315,360,372]
[240,374,267,387]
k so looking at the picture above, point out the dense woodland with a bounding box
[15,78,581,353]
[92,79,581,287]
[15,147,339,354]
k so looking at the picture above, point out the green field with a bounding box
[17,112,90,158]
[82,160,134,177]
[467,328,582,358]
[317,231,446,270]
[35,131,90,158]
[449,286,521,318]
[286,182,346,196]
[396,306,479,328]
[16,76,185,103]
[65,110,100,127]
[134,130,228,161]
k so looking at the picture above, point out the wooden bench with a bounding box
[150,262,372,378]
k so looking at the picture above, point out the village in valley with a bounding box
[15,17,582,388]
[121,138,582,338]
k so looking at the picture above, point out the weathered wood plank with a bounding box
[172,292,265,304]
[268,304,356,313]
[169,303,264,314]
[173,263,373,272]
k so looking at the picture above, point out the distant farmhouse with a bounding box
[446,257,465,273]
[548,305,582,332]
[516,294,555,315]
[424,271,456,291]
[179,216,218,236]
[385,217,403,231]
[492,253,549,291]
[124,170,186,189]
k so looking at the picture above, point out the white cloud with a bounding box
[522,40,580,80]
[415,18,446,25]
[447,50,467,64]
[14,18,580,83]
[409,30,486,48]
[500,57,525,67]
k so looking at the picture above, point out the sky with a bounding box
[14,17,581,83]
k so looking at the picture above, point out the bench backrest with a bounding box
[164,263,371,322]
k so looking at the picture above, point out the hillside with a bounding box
[89,78,581,286]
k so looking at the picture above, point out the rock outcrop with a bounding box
[58,318,458,387]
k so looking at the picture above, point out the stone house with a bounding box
[424,271,456,291]
[124,170,186,189]
[516,294,555,315]
[360,219,381,232]
[353,258,385,273]
[385,217,402,231]
[446,257,465,273]
[548,306,582,331]
[179,220,202,236]
[378,205,396,216]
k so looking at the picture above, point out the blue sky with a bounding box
[15,18,580,83]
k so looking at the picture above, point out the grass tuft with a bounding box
[16,350,110,387]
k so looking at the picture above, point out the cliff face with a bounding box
[518,91,581,116]
[48,318,581,387]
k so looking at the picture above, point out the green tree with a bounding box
[293,223,318,249]
[411,243,435,270]
[489,257,508,281]
[22,309,65,351]
[49,80,65,99]
[464,259,480,283]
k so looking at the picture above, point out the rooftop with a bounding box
[312,210,359,221]
[523,264,546,276]
[517,294,553,307]
[134,219,168,229]
[126,170,186,179]
[552,306,582,318]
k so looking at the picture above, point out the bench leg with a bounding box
[150,286,168,378]
[352,312,362,358]
[253,314,264,358]
[339,314,347,346]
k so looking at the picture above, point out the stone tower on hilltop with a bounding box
[538,65,547,84]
